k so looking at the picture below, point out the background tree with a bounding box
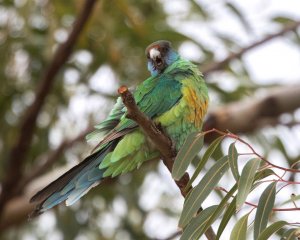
[0,0,300,239]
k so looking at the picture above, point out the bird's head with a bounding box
[145,40,179,76]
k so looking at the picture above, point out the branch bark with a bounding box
[202,20,300,75]
[0,165,117,231]
[0,0,98,215]
[204,84,300,141]
[118,86,216,240]
[18,127,93,192]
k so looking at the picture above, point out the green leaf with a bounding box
[254,182,277,239]
[230,213,250,240]
[272,16,296,25]
[281,228,300,240]
[254,168,275,181]
[257,221,287,240]
[180,205,218,240]
[186,136,224,191]
[228,142,239,181]
[216,168,275,240]
[199,183,237,238]
[179,156,229,228]
[236,158,260,210]
[216,197,237,240]
[173,132,204,180]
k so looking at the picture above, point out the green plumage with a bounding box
[30,41,209,214]
[88,57,209,177]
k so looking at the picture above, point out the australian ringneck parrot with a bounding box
[30,40,209,216]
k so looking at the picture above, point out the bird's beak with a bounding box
[154,55,164,68]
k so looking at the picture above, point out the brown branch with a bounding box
[0,169,117,231]
[0,0,98,215]
[118,86,216,240]
[202,20,300,75]
[204,84,300,142]
[0,128,92,230]
[19,127,93,191]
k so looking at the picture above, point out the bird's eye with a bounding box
[147,53,150,59]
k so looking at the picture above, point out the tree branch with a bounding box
[0,166,117,231]
[204,84,300,141]
[0,0,98,215]
[118,86,216,240]
[202,20,300,75]
[19,127,93,191]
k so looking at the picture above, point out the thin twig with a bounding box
[218,187,300,212]
[202,20,300,75]
[19,127,92,190]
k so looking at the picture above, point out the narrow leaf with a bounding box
[254,182,277,239]
[179,156,229,228]
[272,16,296,25]
[186,136,224,191]
[255,168,275,180]
[230,213,250,240]
[217,168,275,240]
[257,221,287,240]
[173,132,204,180]
[199,184,237,238]
[236,158,260,210]
[228,142,239,181]
[216,197,237,240]
[180,205,218,240]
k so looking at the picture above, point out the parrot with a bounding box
[30,40,209,216]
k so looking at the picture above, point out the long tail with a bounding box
[30,142,115,217]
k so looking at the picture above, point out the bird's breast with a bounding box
[155,81,208,149]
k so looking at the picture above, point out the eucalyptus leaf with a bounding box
[254,182,277,239]
[236,158,260,210]
[180,205,218,240]
[173,132,204,180]
[257,221,287,240]
[186,135,224,191]
[216,197,237,240]
[228,142,239,181]
[230,212,250,240]
[179,156,229,228]
[199,183,237,238]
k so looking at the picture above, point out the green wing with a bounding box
[90,74,183,148]
[86,97,125,142]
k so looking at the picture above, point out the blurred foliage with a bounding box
[0,0,300,239]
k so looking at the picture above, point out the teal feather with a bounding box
[30,41,209,216]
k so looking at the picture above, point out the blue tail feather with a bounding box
[30,143,114,216]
